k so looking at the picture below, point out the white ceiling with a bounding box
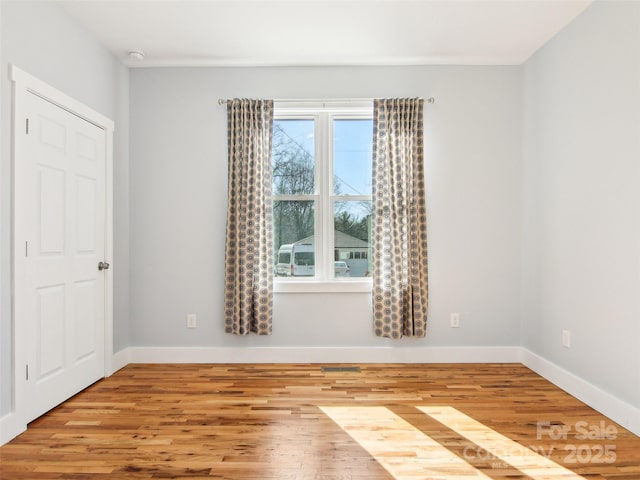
[58,0,592,68]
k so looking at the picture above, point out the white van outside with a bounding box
[275,243,315,276]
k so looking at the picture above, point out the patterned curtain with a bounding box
[372,98,428,338]
[224,99,274,335]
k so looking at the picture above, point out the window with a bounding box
[272,102,373,285]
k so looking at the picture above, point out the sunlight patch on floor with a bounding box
[320,406,491,480]
[419,406,586,480]
[321,405,587,480]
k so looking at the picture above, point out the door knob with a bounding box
[98,261,110,271]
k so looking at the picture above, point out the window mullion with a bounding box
[326,113,337,280]
[316,112,329,281]
[333,195,372,202]
[273,194,317,202]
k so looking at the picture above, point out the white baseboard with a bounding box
[0,412,26,446]
[520,349,640,437]
[112,348,132,373]
[125,346,522,364]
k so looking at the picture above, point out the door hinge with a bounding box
[26,364,29,381]
[26,118,30,135]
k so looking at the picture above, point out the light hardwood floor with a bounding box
[1,363,639,479]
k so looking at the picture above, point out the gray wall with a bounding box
[3,0,637,434]
[522,1,640,409]
[129,66,523,349]
[0,1,130,416]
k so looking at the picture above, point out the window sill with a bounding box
[274,279,373,293]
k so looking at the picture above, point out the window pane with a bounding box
[274,200,315,277]
[333,200,372,278]
[333,119,373,195]
[272,119,315,195]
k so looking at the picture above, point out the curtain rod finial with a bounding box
[426,97,435,104]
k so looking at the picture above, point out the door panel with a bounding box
[24,92,106,422]
[38,166,66,253]
[74,280,97,362]
[36,285,65,379]
[76,176,97,252]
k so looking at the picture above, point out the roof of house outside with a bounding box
[297,231,370,249]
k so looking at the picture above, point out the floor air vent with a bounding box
[321,366,361,373]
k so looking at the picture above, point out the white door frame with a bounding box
[10,65,114,433]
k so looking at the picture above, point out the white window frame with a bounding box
[273,101,373,293]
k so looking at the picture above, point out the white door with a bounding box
[21,91,107,422]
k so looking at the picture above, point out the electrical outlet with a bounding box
[450,313,460,328]
[562,329,571,348]
[187,314,197,329]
